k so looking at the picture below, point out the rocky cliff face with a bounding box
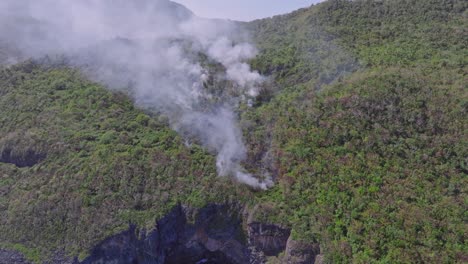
[81,204,248,264]
[284,238,321,264]
[247,222,291,257]
[80,204,321,264]
[1,203,320,264]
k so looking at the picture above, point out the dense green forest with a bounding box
[245,0,467,262]
[0,0,467,263]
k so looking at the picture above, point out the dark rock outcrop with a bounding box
[0,148,46,167]
[81,204,250,264]
[0,249,31,264]
[1,204,321,264]
[247,222,290,257]
[283,237,321,264]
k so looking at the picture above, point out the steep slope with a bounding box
[244,0,467,262]
[0,0,467,263]
[0,61,252,261]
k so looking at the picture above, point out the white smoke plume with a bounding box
[0,0,272,189]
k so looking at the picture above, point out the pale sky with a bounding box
[173,0,324,21]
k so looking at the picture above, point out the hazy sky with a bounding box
[173,0,324,21]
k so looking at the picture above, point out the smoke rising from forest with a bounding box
[0,0,272,189]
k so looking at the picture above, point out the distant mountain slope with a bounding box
[249,0,466,87]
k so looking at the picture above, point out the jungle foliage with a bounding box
[0,62,250,260]
[245,0,467,262]
[0,0,467,263]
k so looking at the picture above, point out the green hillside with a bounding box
[0,62,250,260]
[245,0,467,263]
[0,0,467,263]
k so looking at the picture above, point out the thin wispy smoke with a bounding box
[0,0,272,189]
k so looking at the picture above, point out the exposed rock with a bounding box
[283,237,321,264]
[80,204,250,264]
[314,255,324,264]
[0,249,31,264]
[0,148,46,167]
[247,222,290,257]
[2,204,321,264]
